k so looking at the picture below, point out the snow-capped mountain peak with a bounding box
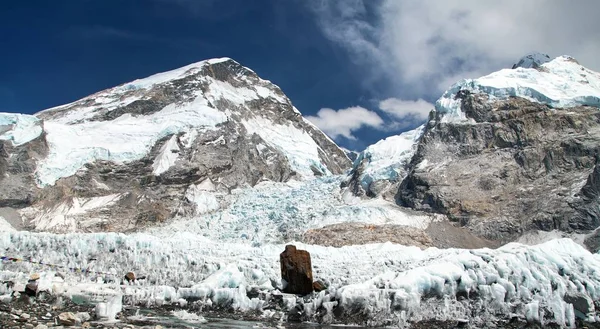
[511,52,551,69]
[0,57,350,232]
[436,55,600,122]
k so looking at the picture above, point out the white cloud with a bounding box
[379,98,433,122]
[306,106,383,140]
[310,0,600,98]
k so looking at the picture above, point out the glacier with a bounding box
[437,55,600,122]
[1,231,599,327]
[147,176,434,244]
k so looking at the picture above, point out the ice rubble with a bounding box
[150,176,433,243]
[1,231,599,327]
[437,55,600,122]
[0,113,43,146]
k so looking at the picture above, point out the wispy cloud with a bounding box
[306,106,383,140]
[379,98,433,128]
[307,97,434,141]
[309,0,600,99]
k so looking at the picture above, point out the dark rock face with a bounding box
[398,92,600,243]
[564,292,594,319]
[280,245,313,295]
[0,132,47,210]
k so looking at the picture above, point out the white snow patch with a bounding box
[36,92,228,186]
[152,135,180,176]
[206,79,260,106]
[437,55,600,122]
[243,117,330,179]
[0,113,43,146]
[117,58,230,91]
[26,194,123,232]
[255,86,287,103]
[0,216,15,232]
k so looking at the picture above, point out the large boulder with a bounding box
[280,245,313,295]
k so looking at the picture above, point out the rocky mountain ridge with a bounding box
[0,58,351,233]
[349,54,600,249]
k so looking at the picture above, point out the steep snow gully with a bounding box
[2,54,600,327]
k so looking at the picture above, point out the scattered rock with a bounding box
[565,292,594,318]
[58,312,78,326]
[125,272,136,283]
[34,325,48,329]
[280,245,313,295]
[313,280,327,292]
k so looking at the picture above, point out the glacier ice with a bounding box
[437,55,600,122]
[1,230,599,327]
[148,176,433,243]
[353,125,424,189]
[0,113,43,146]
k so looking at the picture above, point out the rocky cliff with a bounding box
[348,54,600,248]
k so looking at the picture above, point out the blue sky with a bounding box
[1,1,599,151]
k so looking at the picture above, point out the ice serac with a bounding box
[0,58,350,232]
[398,55,600,245]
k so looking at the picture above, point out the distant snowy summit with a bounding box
[436,55,600,122]
[511,52,551,69]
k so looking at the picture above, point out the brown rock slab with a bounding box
[313,280,327,292]
[280,245,313,295]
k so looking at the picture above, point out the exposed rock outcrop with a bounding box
[302,222,433,249]
[280,245,313,295]
[398,92,600,243]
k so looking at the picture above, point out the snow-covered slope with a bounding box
[352,125,423,189]
[0,57,351,233]
[437,55,600,122]
[34,58,347,186]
